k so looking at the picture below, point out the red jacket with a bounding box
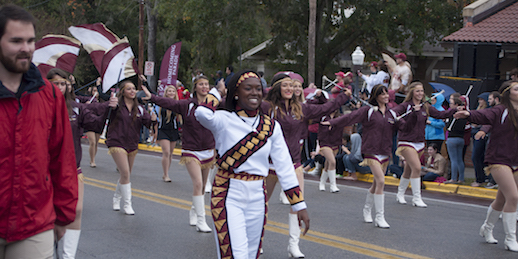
[0,64,78,242]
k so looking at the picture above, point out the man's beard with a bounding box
[0,48,32,74]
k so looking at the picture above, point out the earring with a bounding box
[234,96,239,100]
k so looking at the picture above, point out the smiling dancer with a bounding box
[142,75,215,233]
[455,82,518,252]
[157,84,181,182]
[192,70,309,259]
[322,84,413,228]
[392,82,457,208]
[262,73,350,257]
[102,80,157,215]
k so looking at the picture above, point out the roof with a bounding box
[443,1,518,44]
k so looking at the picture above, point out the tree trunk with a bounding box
[145,1,158,92]
[307,0,316,85]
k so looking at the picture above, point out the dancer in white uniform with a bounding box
[195,70,309,259]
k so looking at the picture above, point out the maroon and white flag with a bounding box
[68,23,120,73]
[158,42,182,96]
[100,37,138,93]
[32,35,81,77]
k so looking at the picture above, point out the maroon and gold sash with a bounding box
[217,114,274,172]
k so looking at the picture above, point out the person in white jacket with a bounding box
[358,61,390,95]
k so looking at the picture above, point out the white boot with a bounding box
[288,213,305,258]
[396,177,409,204]
[503,212,518,252]
[328,169,340,193]
[311,162,322,176]
[280,191,290,205]
[205,167,217,193]
[319,170,328,191]
[373,194,390,228]
[59,229,81,259]
[410,178,427,208]
[363,192,374,223]
[480,206,500,244]
[193,195,211,233]
[112,181,121,211]
[120,183,135,215]
[189,206,197,226]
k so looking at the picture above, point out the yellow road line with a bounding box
[84,177,432,259]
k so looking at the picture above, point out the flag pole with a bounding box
[100,51,128,139]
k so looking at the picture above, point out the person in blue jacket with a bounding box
[425,93,446,152]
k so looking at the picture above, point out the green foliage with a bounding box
[13,0,467,87]
[264,0,465,82]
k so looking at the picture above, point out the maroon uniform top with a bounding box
[151,95,215,151]
[301,94,328,139]
[468,105,518,166]
[392,101,455,143]
[105,101,155,152]
[318,114,343,148]
[261,92,350,165]
[329,106,413,156]
[69,101,86,168]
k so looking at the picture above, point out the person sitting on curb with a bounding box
[421,143,448,182]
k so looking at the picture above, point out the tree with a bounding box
[264,0,467,85]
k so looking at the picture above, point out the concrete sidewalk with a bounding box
[99,139,497,200]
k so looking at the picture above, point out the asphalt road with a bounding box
[76,144,515,259]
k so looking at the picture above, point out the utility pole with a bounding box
[138,0,145,88]
[308,0,316,84]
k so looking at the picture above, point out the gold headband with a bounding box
[503,82,518,93]
[272,77,292,88]
[236,72,259,88]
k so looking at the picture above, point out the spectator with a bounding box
[258,71,267,89]
[330,71,353,99]
[421,143,447,182]
[470,92,490,187]
[358,61,390,94]
[0,4,78,257]
[445,93,467,184]
[342,133,370,180]
[224,65,234,86]
[425,93,446,152]
[387,52,412,94]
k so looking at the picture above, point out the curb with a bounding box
[97,139,497,200]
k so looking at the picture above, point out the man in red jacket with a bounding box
[0,4,78,258]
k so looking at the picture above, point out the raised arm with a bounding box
[303,91,351,120]
[195,88,226,132]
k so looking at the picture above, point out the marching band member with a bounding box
[195,70,309,259]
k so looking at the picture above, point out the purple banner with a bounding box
[158,42,182,96]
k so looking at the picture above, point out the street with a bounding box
[76,144,514,258]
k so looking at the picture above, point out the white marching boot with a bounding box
[319,170,328,191]
[310,161,323,176]
[373,194,390,228]
[193,195,211,233]
[410,178,427,208]
[288,213,305,258]
[503,212,518,252]
[280,191,290,205]
[480,206,500,244]
[328,169,340,193]
[57,229,81,259]
[363,192,374,223]
[120,183,135,215]
[113,181,121,211]
[396,177,409,204]
[189,206,197,226]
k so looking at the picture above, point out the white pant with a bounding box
[212,176,266,259]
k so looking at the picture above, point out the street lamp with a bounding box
[351,46,365,96]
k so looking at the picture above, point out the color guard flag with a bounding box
[68,23,120,73]
[100,37,138,93]
[158,42,182,96]
[32,35,81,77]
